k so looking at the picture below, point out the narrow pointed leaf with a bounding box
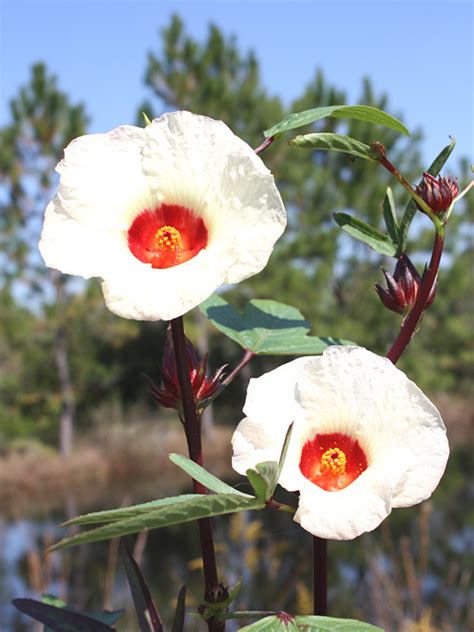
[40,595,123,632]
[289,133,378,161]
[200,294,352,355]
[120,542,163,632]
[50,494,264,551]
[169,453,252,497]
[12,599,116,632]
[382,187,401,253]
[400,138,456,243]
[63,495,199,526]
[273,424,294,493]
[171,586,187,632]
[264,104,409,138]
[239,614,383,631]
[333,212,397,256]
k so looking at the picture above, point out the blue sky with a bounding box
[0,0,472,166]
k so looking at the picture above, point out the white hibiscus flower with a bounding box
[39,111,286,321]
[232,346,449,540]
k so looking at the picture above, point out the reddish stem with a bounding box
[313,536,328,615]
[170,317,223,631]
[386,232,444,364]
[254,136,275,155]
[222,349,255,387]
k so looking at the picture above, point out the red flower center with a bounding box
[299,432,368,492]
[127,204,208,269]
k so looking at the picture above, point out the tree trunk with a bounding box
[51,270,76,459]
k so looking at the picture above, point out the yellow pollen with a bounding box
[154,225,182,249]
[320,447,347,475]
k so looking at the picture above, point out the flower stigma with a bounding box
[299,432,368,492]
[154,225,183,250]
[320,447,347,475]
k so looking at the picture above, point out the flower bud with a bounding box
[416,172,458,215]
[375,255,436,315]
[150,328,226,411]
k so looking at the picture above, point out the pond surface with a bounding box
[1,449,472,632]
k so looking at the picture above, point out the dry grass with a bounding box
[0,420,233,518]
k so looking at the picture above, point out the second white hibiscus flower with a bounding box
[232,346,449,540]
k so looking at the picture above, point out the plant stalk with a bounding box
[386,231,444,364]
[313,536,328,615]
[170,317,223,632]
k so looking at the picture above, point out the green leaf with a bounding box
[63,495,199,526]
[169,453,252,497]
[399,138,456,244]
[199,295,353,355]
[274,424,293,490]
[333,212,397,256]
[12,599,117,632]
[50,494,264,552]
[171,587,187,632]
[246,463,277,501]
[382,187,401,253]
[289,133,377,161]
[246,424,294,501]
[239,614,384,632]
[120,542,163,632]
[264,104,409,138]
[39,595,124,632]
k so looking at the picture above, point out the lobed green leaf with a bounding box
[50,494,264,552]
[264,104,409,138]
[239,614,384,632]
[333,213,397,256]
[200,295,353,355]
[289,133,378,161]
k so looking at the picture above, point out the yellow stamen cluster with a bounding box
[155,225,182,249]
[320,447,347,475]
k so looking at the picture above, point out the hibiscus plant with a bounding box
[13,105,472,631]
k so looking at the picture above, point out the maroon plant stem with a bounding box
[386,231,444,364]
[222,349,255,387]
[313,536,328,615]
[170,317,222,630]
[254,135,275,155]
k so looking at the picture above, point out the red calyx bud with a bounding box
[416,172,458,215]
[150,328,226,412]
[375,254,436,315]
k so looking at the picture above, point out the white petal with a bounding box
[294,459,398,540]
[296,346,449,506]
[101,249,223,321]
[143,111,286,284]
[39,198,132,279]
[56,125,156,230]
[231,358,307,476]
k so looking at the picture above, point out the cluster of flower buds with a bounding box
[416,172,458,216]
[150,329,226,412]
[375,254,436,315]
